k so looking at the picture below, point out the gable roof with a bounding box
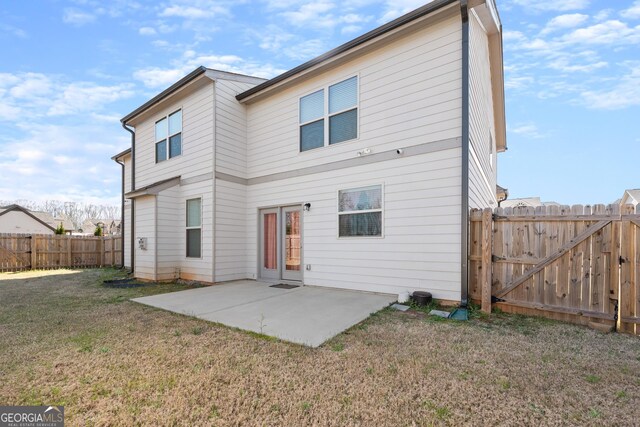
[0,204,57,232]
[120,68,267,125]
[236,0,458,102]
[622,189,640,204]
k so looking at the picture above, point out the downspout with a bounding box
[122,123,135,272]
[114,157,125,268]
[460,0,470,308]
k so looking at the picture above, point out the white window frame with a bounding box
[337,184,384,239]
[186,197,202,259]
[155,108,183,163]
[299,74,360,153]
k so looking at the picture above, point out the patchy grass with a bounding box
[0,269,639,426]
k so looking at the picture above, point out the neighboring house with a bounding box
[500,197,560,208]
[620,189,640,207]
[0,205,57,234]
[79,219,121,235]
[113,0,506,303]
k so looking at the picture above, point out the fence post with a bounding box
[620,204,635,333]
[481,208,493,314]
[30,235,37,270]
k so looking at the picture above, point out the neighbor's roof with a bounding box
[623,189,640,203]
[236,0,458,102]
[125,176,181,199]
[0,204,57,232]
[111,147,132,160]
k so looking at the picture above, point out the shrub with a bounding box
[54,223,65,235]
[94,226,103,236]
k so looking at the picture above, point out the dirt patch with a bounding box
[0,269,639,426]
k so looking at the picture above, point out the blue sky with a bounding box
[0,0,638,206]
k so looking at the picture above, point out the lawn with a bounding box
[0,269,639,426]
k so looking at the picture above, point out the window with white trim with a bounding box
[338,185,382,237]
[186,198,201,258]
[300,76,358,152]
[155,109,182,163]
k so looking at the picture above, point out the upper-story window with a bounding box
[299,76,358,152]
[155,109,182,163]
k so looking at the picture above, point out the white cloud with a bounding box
[133,51,286,88]
[139,27,157,36]
[0,123,127,204]
[0,72,135,121]
[541,13,589,34]
[508,123,546,139]
[281,1,336,27]
[548,57,607,72]
[63,8,96,25]
[0,24,27,38]
[511,0,590,12]
[580,63,640,109]
[159,3,230,19]
[48,82,135,116]
[562,20,640,45]
[379,0,429,22]
[132,68,187,88]
[621,1,640,19]
[282,39,326,61]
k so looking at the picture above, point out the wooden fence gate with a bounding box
[469,204,640,335]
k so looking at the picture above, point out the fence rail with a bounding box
[0,234,122,272]
[469,204,639,336]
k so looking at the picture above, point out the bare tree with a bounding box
[0,199,120,231]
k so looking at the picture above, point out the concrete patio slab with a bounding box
[132,280,396,347]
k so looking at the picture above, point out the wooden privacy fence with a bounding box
[0,234,122,272]
[469,204,640,335]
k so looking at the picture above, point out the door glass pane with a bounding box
[285,211,301,271]
[264,213,277,270]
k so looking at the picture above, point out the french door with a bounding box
[259,206,302,282]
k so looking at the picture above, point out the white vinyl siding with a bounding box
[246,13,462,178]
[468,11,497,209]
[134,195,156,280]
[133,79,214,189]
[243,149,462,301]
[215,79,256,178]
[215,179,248,281]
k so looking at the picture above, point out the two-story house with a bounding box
[113,0,506,304]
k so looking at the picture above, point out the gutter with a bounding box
[122,123,135,271]
[114,157,126,269]
[460,0,470,308]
